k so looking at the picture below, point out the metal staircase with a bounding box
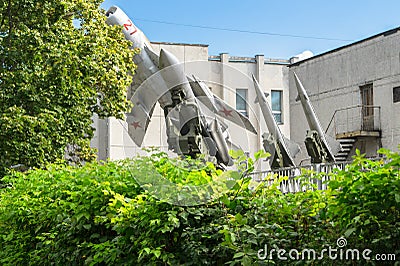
[335,138,356,162]
[325,105,382,162]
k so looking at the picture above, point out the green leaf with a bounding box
[395,193,400,203]
[254,150,270,161]
[83,224,92,230]
[233,252,245,259]
[344,227,356,237]
[143,248,150,254]
[153,250,161,258]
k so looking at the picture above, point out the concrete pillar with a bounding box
[255,54,264,82]
[220,53,229,101]
[93,117,108,161]
[254,55,265,167]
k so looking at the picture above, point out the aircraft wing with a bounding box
[126,81,159,146]
[189,75,257,134]
[212,96,257,134]
[127,52,257,147]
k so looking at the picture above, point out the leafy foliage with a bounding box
[0,149,399,265]
[0,0,137,176]
[327,148,400,257]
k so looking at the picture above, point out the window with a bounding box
[236,89,248,117]
[271,90,283,124]
[393,86,400,103]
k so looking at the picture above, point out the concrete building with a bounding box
[288,27,400,163]
[91,42,291,170]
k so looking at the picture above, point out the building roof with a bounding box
[208,54,290,65]
[289,26,400,67]
[151,41,209,47]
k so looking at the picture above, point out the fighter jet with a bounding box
[105,6,256,167]
[252,75,299,169]
[293,72,341,163]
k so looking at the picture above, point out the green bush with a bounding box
[0,149,399,265]
[327,148,400,258]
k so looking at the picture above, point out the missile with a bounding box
[252,75,298,169]
[209,119,233,166]
[158,48,201,138]
[293,72,341,163]
[159,48,196,101]
[158,48,234,166]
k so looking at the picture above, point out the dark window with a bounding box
[236,89,248,117]
[271,90,283,124]
[393,86,400,103]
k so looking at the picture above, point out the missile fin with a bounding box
[283,137,301,159]
[144,45,159,66]
[226,138,242,151]
[190,75,256,134]
[203,137,217,157]
[218,119,229,132]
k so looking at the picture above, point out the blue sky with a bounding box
[101,0,400,59]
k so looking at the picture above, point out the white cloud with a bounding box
[294,50,314,61]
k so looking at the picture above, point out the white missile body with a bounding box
[293,72,341,163]
[209,119,233,166]
[252,75,299,169]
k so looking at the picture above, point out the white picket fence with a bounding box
[246,161,351,193]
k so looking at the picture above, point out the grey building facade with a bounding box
[289,27,400,163]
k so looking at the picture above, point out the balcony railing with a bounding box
[325,105,381,138]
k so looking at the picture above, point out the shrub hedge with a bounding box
[0,149,399,265]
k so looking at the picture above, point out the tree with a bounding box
[0,0,137,176]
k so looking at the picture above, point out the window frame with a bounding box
[271,89,283,124]
[236,88,248,117]
[393,86,400,103]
